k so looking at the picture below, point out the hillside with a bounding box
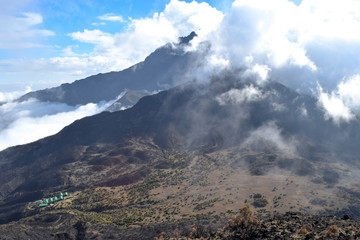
[1,72,360,239]
[1,210,359,239]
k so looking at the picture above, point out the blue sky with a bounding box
[0,0,223,92]
[1,0,228,59]
[0,0,304,92]
[5,0,301,56]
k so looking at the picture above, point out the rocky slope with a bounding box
[106,89,152,112]
[1,73,360,238]
[0,209,359,239]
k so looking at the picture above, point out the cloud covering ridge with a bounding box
[3,0,360,150]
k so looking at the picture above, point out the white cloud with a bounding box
[298,103,308,117]
[209,0,316,72]
[69,0,223,70]
[98,13,125,22]
[317,75,360,124]
[318,92,354,125]
[271,102,286,112]
[0,12,54,49]
[298,0,360,42]
[1,0,224,89]
[0,55,115,87]
[337,75,360,111]
[0,87,31,102]
[70,29,114,46]
[61,45,88,57]
[243,58,271,84]
[0,97,119,151]
[216,85,264,106]
[241,121,297,154]
[194,0,360,96]
[92,22,106,26]
[162,0,224,42]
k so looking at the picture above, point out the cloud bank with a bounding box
[192,0,360,124]
[0,87,31,102]
[0,96,117,151]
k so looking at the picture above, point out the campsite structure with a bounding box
[35,192,74,207]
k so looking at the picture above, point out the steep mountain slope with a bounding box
[17,32,202,106]
[106,89,152,112]
[1,73,360,238]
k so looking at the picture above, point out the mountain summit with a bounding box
[17,32,201,106]
[178,31,198,44]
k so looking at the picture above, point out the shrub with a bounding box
[253,193,262,199]
[298,227,308,235]
[253,198,268,208]
[326,225,338,237]
[220,207,260,239]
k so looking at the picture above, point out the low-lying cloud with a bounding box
[216,85,264,106]
[0,95,117,151]
[0,87,31,103]
[241,121,298,154]
[317,75,360,124]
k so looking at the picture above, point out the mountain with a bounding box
[1,70,360,238]
[17,32,202,106]
[106,89,152,112]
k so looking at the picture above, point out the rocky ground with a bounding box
[1,209,360,239]
[3,80,360,239]
[2,142,360,239]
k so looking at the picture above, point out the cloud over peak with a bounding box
[3,0,360,128]
[196,0,360,123]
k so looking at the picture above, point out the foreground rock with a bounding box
[1,210,360,240]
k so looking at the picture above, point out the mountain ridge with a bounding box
[2,35,360,239]
[2,75,360,229]
[17,32,202,106]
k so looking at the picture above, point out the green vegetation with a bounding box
[193,198,221,211]
[253,198,268,208]
[253,193,263,199]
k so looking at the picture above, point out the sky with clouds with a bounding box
[0,0,223,92]
[0,0,301,93]
[1,0,360,150]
